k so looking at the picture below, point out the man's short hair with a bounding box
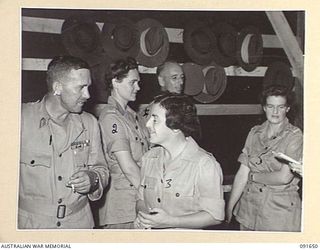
[46,55,90,92]
[156,60,180,77]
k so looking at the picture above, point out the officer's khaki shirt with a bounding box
[19,96,109,229]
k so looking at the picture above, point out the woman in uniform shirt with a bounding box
[98,57,149,229]
[226,85,303,231]
[135,94,225,229]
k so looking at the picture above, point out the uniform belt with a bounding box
[19,197,88,218]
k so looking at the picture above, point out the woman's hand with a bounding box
[137,208,175,229]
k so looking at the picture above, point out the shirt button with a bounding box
[176,193,180,197]
[135,126,138,130]
[157,198,161,203]
[30,160,35,164]
[58,176,62,181]
[58,198,62,204]
[56,221,61,227]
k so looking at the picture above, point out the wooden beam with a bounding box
[265,11,304,87]
[22,58,297,78]
[195,104,263,116]
[140,104,263,116]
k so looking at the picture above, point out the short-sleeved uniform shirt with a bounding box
[19,96,109,229]
[98,96,149,225]
[234,118,303,231]
[138,137,225,223]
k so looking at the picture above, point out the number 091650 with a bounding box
[300,244,318,248]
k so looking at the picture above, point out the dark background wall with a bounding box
[21,8,304,179]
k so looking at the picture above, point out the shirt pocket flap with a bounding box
[20,149,51,168]
[113,177,135,190]
[144,177,157,189]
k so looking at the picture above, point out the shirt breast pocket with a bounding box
[169,183,196,213]
[113,177,135,190]
[71,140,90,168]
[20,149,52,198]
[170,183,194,198]
[20,149,51,168]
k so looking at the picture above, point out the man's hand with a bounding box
[67,170,97,194]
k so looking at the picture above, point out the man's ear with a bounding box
[158,76,165,88]
[52,81,62,96]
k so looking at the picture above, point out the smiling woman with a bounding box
[135,94,225,229]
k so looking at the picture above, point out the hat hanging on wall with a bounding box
[136,18,170,68]
[236,25,263,72]
[101,17,140,61]
[183,20,219,65]
[61,15,103,67]
[193,65,227,104]
[211,22,237,67]
[182,62,205,96]
[263,61,294,90]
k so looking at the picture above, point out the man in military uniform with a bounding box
[140,60,185,123]
[18,55,109,229]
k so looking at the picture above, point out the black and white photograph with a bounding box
[1,0,320,246]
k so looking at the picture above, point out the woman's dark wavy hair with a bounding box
[260,84,295,107]
[153,93,202,140]
[106,57,138,90]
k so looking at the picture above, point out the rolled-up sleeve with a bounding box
[285,129,303,162]
[197,157,225,221]
[99,113,131,155]
[86,115,109,201]
[238,129,254,166]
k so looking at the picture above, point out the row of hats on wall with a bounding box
[61,15,263,71]
[61,15,294,103]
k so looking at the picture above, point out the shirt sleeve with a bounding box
[238,128,254,167]
[136,154,147,202]
[284,128,303,161]
[99,113,131,155]
[196,156,225,221]
[85,115,109,201]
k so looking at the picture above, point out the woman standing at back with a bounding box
[98,57,149,229]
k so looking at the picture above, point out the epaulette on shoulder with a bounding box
[287,124,302,134]
[100,104,117,117]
